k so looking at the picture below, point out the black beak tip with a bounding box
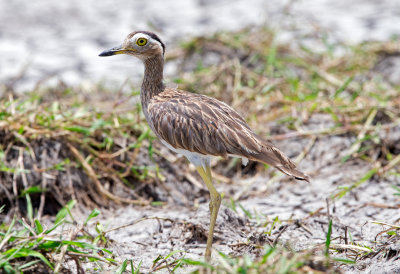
[99,50,112,57]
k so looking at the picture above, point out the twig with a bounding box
[326,198,331,222]
[374,225,397,242]
[295,135,317,164]
[19,147,33,224]
[21,218,37,236]
[371,221,400,229]
[330,243,374,253]
[8,93,16,115]
[66,251,118,266]
[212,172,232,184]
[72,256,85,274]
[150,258,180,273]
[66,166,79,212]
[67,143,149,206]
[272,225,288,245]
[119,146,141,177]
[380,154,400,174]
[184,171,205,189]
[345,108,377,156]
[0,232,15,251]
[228,242,264,249]
[296,220,313,236]
[97,144,135,159]
[233,58,242,104]
[104,216,175,234]
[37,172,49,221]
[0,177,14,207]
[13,132,37,161]
[12,149,20,215]
[363,202,400,209]
[54,228,78,273]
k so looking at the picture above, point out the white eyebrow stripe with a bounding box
[129,33,151,42]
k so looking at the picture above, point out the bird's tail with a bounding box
[250,142,310,182]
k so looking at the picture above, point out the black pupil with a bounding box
[139,39,144,44]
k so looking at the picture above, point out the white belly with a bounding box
[160,139,212,168]
[160,139,248,167]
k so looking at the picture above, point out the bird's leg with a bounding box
[196,165,221,261]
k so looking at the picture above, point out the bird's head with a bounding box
[99,31,165,60]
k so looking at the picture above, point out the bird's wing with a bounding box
[148,89,262,156]
[148,89,310,181]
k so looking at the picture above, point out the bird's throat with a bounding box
[141,55,165,106]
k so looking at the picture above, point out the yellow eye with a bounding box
[136,38,148,46]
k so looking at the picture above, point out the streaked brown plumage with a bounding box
[99,31,309,260]
[148,89,307,180]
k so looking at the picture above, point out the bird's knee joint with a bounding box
[212,193,221,207]
[216,193,221,203]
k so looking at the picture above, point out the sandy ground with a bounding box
[1,0,400,92]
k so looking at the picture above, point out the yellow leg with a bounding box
[196,165,221,261]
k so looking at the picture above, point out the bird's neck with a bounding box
[141,55,165,106]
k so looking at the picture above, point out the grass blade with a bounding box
[34,219,44,234]
[333,76,354,98]
[325,219,333,257]
[115,259,128,274]
[84,208,100,225]
[55,199,76,224]
[181,258,213,269]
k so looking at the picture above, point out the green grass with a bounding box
[0,199,120,273]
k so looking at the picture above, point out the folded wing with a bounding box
[148,89,310,182]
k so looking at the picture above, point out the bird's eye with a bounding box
[136,38,148,46]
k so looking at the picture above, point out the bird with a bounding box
[99,31,310,260]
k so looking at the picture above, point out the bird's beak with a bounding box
[99,44,129,57]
